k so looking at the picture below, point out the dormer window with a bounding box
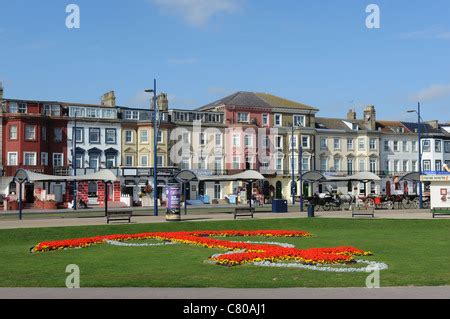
[9,102,27,114]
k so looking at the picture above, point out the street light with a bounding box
[72,116,78,210]
[145,79,159,216]
[291,124,296,205]
[407,102,423,209]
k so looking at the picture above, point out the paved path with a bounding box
[0,209,443,230]
[0,287,449,299]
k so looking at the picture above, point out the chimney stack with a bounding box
[101,91,116,107]
[363,105,376,131]
[426,120,439,129]
[347,109,357,120]
[0,82,3,101]
[157,93,169,111]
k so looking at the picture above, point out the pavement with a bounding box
[0,287,449,299]
[0,209,444,230]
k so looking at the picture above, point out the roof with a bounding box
[13,169,118,183]
[315,117,367,131]
[197,91,318,112]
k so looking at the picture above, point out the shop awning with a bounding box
[13,169,118,183]
[300,171,381,183]
[197,170,265,182]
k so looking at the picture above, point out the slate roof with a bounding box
[315,117,368,131]
[197,91,318,112]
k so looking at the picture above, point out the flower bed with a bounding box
[32,230,372,267]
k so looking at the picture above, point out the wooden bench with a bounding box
[352,208,375,218]
[106,209,133,224]
[432,207,450,219]
[234,207,255,220]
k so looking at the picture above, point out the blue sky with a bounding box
[0,0,449,122]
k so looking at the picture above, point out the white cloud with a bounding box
[167,58,197,65]
[410,84,450,102]
[400,26,450,40]
[150,0,243,26]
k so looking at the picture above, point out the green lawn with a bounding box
[0,218,449,288]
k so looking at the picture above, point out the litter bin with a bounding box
[307,204,315,218]
[272,199,288,213]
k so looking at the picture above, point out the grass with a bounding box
[0,218,449,288]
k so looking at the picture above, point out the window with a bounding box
[320,138,328,150]
[394,160,400,173]
[347,138,354,150]
[182,132,190,144]
[369,138,377,150]
[125,155,133,167]
[302,157,310,171]
[197,156,206,170]
[384,140,390,152]
[274,114,282,126]
[140,155,149,167]
[105,129,116,144]
[435,140,442,153]
[125,130,133,143]
[289,135,298,149]
[106,155,116,168]
[157,131,163,144]
[275,136,283,149]
[70,107,85,118]
[435,160,442,171]
[53,153,64,167]
[157,155,164,167]
[42,127,47,141]
[402,160,408,172]
[402,141,409,152]
[18,103,27,113]
[263,136,270,148]
[423,160,431,171]
[73,127,83,143]
[347,158,354,174]
[393,141,400,152]
[25,125,36,140]
[41,152,48,166]
[24,152,37,166]
[245,134,253,147]
[293,115,306,127]
[8,102,18,113]
[86,108,99,118]
[180,157,191,170]
[276,156,283,171]
[444,141,450,153]
[333,158,341,172]
[140,130,149,143]
[102,109,116,119]
[215,133,222,146]
[422,140,431,152]
[9,125,18,140]
[214,157,223,172]
[89,128,100,144]
[198,132,205,145]
[333,138,341,150]
[289,156,299,171]
[302,136,310,149]
[385,160,391,172]
[412,160,418,172]
[262,114,269,126]
[7,152,18,166]
[232,156,240,170]
[358,138,365,151]
[125,110,139,120]
[359,159,366,172]
[232,134,240,147]
[214,183,221,200]
[320,158,328,172]
[237,113,249,123]
[75,154,83,169]
[54,128,62,142]
[412,141,418,152]
[89,155,99,170]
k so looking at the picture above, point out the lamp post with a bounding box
[145,79,159,216]
[299,144,304,212]
[407,102,423,209]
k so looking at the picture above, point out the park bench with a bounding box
[352,208,375,218]
[106,209,133,224]
[234,207,255,220]
[432,207,450,219]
